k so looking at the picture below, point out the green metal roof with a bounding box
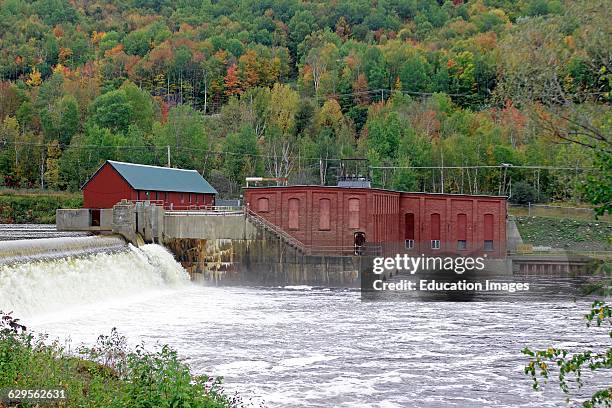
[107,160,217,194]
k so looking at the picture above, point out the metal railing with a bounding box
[169,204,243,211]
[164,205,244,215]
[246,208,310,253]
[130,199,165,207]
[301,245,383,256]
[128,200,243,213]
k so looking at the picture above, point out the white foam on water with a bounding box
[0,243,190,318]
[214,360,272,375]
[276,354,338,368]
[282,285,313,290]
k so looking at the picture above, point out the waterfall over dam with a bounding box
[0,235,127,265]
[0,236,190,317]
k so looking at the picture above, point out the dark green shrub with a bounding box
[510,181,539,204]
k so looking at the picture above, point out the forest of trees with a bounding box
[0,0,609,207]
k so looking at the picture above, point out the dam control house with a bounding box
[244,184,507,259]
[82,160,217,210]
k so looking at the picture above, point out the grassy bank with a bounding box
[0,189,82,224]
[515,216,611,251]
[0,313,238,407]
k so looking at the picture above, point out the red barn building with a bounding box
[244,186,507,258]
[82,160,217,210]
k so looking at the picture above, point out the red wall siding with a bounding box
[155,191,215,209]
[83,163,215,209]
[83,163,135,208]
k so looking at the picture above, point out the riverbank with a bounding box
[0,313,236,408]
[0,189,82,224]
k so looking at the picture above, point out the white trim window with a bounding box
[405,239,414,249]
[431,240,440,249]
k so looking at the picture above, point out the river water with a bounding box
[1,240,609,407]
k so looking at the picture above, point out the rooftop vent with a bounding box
[337,158,371,188]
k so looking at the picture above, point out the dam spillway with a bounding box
[0,235,127,265]
[0,236,190,317]
[0,224,91,241]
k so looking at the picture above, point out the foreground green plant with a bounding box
[0,312,241,407]
[522,301,612,407]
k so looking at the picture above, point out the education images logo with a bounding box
[370,254,530,293]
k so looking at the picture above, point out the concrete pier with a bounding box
[57,201,255,244]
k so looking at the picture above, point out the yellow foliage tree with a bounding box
[26,67,42,87]
[44,140,61,189]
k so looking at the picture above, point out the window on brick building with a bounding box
[484,213,494,250]
[348,198,360,229]
[457,213,467,250]
[431,213,440,249]
[319,199,331,230]
[288,198,299,230]
[405,213,415,249]
[258,197,269,212]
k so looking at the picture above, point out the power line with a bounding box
[314,88,469,101]
[1,142,599,170]
[0,140,346,161]
[371,165,598,170]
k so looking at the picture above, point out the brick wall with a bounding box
[245,187,507,258]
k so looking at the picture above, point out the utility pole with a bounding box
[500,163,512,196]
[440,148,444,194]
[167,145,171,167]
[319,158,324,185]
[40,148,44,190]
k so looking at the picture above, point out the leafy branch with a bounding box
[522,301,612,407]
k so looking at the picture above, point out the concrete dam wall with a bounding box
[164,211,366,286]
[164,230,367,287]
[56,202,370,286]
